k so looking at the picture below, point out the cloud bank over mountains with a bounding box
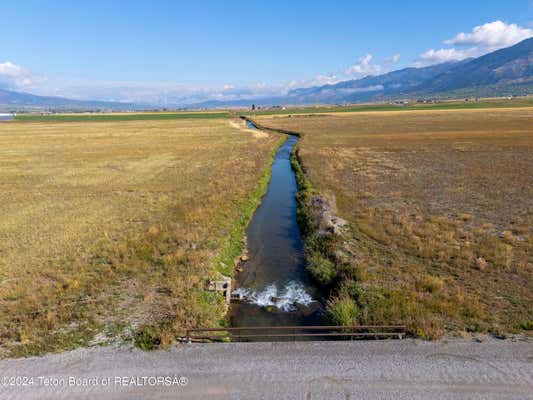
[416,20,533,65]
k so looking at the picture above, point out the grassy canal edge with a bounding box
[135,126,287,350]
[214,132,288,278]
[290,139,364,330]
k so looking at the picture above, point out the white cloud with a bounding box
[416,20,533,67]
[308,73,340,86]
[444,20,533,49]
[31,77,294,105]
[0,61,40,89]
[346,54,383,76]
[284,73,341,91]
[388,54,401,63]
[1,60,288,105]
[416,47,479,64]
[339,85,384,94]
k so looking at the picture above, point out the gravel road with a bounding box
[1,338,532,399]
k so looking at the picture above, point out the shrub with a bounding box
[327,295,359,326]
[415,274,445,293]
[340,282,416,326]
[305,231,338,257]
[134,325,163,350]
[307,254,336,285]
[520,321,533,331]
[341,280,365,300]
[410,315,445,340]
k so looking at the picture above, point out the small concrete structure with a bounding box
[206,273,232,304]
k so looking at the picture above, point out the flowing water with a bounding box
[229,122,326,329]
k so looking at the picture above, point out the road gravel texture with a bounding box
[1,338,532,399]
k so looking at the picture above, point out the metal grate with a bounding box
[184,325,406,342]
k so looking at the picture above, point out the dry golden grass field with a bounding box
[0,117,280,356]
[256,108,533,338]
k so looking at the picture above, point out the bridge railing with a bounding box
[183,325,406,342]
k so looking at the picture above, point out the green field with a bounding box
[246,97,533,116]
[14,112,229,122]
[11,97,533,122]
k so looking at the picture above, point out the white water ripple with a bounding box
[233,281,314,311]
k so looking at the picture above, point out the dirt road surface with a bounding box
[1,338,532,399]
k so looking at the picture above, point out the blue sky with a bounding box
[1,0,533,104]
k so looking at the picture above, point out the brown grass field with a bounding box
[255,108,533,338]
[0,117,280,356]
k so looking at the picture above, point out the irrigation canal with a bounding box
[228,121,327,333]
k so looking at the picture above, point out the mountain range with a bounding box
[0,88,140,111]
[1,37,532,111]
[297,36,533,103]
[196,37,533,108]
